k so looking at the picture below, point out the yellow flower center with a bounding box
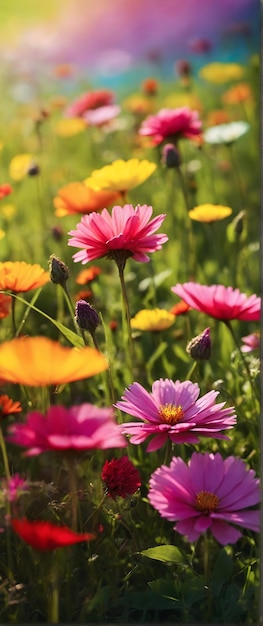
[195,490,219,514]
[159,403,184,425]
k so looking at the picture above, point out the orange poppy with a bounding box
[0,262,50,292]
[205,110,232,127]
[0,336,108,386]
[74,288,93,302]
[0,293,12,318]
[0,394,22,418]
[141,78,159,96]
[222,83,253,105]
[76,266,102,285]
[53,182,119,217]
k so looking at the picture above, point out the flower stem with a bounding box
[175,167,196,277]
[0,425,14,582]
[11,294,17,335]
[48,554,59,624]
[118,265,134,374]
[185,360,198,381]
[61,283,84,342]
[66,456,78,531]
[223,320,259,402]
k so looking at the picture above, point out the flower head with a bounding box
[116,378,236,452]
[76,266,102,285]
[0,336,108,386]
[138,107,202,145]
[101,456,141,499]
[186,328,211,360]
[169,299,191,316]
[1,474,28,502]
[148,452,260,544]
[9,154,35,180]
[0,293,12,318]
[84,159,156,193]
[7,403,126,455]
[241,332,260,353]
[0,184,13,200]
[75,300,100,334]
[203,121,249,145]
[199,62,244,84]
[171,282,260,322]
[222,83,253,105]
[11,518,95,551]
[65,89,114,118]
[188,204,232,223]
[0,395,22,420]
[53,118,87,137]
[0,261,50,292]
[131,308,175,332]
[53,182,119,217]
[68,204,167,266]
[49,255,70,285]
[83,105,120,127]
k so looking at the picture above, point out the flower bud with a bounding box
[161,143,181,168]
[27,162,40,176]
[186,327,211,360]
[75,300,100,335]
[49,254,70,285]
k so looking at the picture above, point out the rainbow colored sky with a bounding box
[0,0,259,83]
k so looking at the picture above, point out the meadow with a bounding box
[0,53,260,623]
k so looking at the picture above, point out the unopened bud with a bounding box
[27,162,40,176]
[75,300,100,335]
[186,327,211,360]
[49,254,70,285]
[161,143,181,168]
[233,210,245,237]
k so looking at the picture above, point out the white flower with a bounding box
[204,121,250,145]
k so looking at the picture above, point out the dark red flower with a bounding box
[101,456,141,499]
[11,518,95,551]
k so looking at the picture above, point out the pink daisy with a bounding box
[116,379,236,452]
[241,332,260,352]
[139,107,202,145]
[148,452,260,545]
[171,282,260,322]
[68,204,168,266]
[7,404,127,456]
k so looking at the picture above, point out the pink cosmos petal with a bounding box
[171,282,260,321]
[148,452,260,545]
[7,404,127,454]
[146,432,169,452]
[117,379,236,450]
[139,107,202,145]
[68,204,167,265]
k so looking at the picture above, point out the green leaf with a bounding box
[211,547,233,597]
[139,545,187,564]
[3,291,84,349]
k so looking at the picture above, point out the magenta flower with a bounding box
[7,404,127,456]
[68,204,168,266]
[116,379,236,452]
[148,452,260,545]
[101,456,141,499]
[138,107,202,145]
[1,473,28,502]
[241,332,260,352]
[171,282,260,322]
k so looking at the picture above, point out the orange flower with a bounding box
[53,64,75,79]
[222,83,253,105]
[74,289,93,302]
[205,110,232,127]
[170,300,191,315]
[76,266,102,285]
[0,336,108,386]
[0,394,22,419]
[0,293,12,318]
[53,182,119,217]
[0,262,50,293]
[141,78,159,96]
[0,184,13,200]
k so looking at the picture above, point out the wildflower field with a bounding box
[0,19,260,625]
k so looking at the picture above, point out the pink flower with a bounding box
[68,204,168,265]
[65,89,114,118]
[7,404,127,456]
[101,456,141,499]
[148,452,260,545]
[139,107,202,145]
[171,282,260,322]
[83,105,121,127]
[116,379,236,452]
[241,332,260,352]
[1,474,28,502]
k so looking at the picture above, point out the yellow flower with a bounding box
[53,118,87,137]
[199,63,244,84]
[164,93,202,113]
[9,154,34,181]
[188,204,232,223]
[84,158,157,193]
[0,204,16,220]
[131,308,175,332]
[0,229,5,240]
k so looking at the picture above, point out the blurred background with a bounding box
[0,0,260,92]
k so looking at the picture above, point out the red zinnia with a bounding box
[11,518,95,551]
[101,456,141,499]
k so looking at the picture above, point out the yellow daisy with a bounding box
[188,204,232,223]
[53,118,87,137]
[84,158,157,193]
[131,308,175,332]
[9,154,34,181]
[199,62,244,84]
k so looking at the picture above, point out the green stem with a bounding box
[223,320,259,402]
[175,167,196,278]
[66,455,78,531]
[0,425,14,582]
[118,265,134,373]
[227,143,246,208]
[185,360,198,381]
[11,294,17,335]
[15,287,43,337]
[48,554,59,624]
[62,283,84,342]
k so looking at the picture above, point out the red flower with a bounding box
[0,394,22,419]
[170,300,191,316]
[11,518,95,551]
[0,184,13,199]
[101,456,141,499]
[65,89,114,118]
